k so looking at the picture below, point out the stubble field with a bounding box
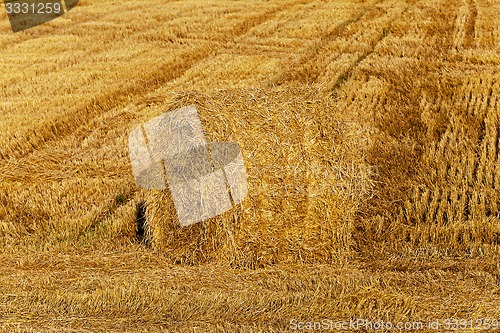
[0,0,499,331]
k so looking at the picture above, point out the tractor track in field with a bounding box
[453,0,477,49]
[463,0,478,48]
[270,0,420,97]
[325,0,420,95]
[0,0,315,164]
[271,0,386,85]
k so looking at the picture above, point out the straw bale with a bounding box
[142,86,373,267]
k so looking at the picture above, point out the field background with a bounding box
[0,0,500,331]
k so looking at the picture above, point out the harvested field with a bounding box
[0,0,499,331]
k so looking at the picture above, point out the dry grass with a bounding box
[1,252,500,332]
[0,0,500,331]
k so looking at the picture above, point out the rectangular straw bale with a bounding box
[144,86,372,267]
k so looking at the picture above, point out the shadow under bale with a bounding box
[135,202,148,244]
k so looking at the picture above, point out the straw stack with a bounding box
[142,85,373,267]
